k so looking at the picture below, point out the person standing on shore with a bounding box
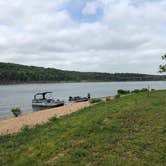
[87,93,91,100]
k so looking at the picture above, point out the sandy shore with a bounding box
[0,101,90,135]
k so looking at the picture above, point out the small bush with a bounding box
[140,88,148,92]
[90,98,102,104]
[74,150,87,158]
[115,94,120,99]
[117,89,130,95]
[20,125,31,138]
[21,125,30,133]
[132,89,140,93]
[11,107,21,117]
[132,88,149,93]
[49,116,59,123]
[106,97,112,101]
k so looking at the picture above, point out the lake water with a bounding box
[0,81,166,119]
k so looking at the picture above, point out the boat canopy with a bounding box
[34,92,53,100]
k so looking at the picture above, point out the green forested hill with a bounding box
[0,62,165,84]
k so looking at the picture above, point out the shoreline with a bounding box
[0,96,113,120]
[0,80,166,86]
[0,101,91,135]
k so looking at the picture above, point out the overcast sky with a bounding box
[0,0,166,74]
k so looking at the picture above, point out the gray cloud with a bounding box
[0,0,165,74]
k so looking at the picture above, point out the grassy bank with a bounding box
[0,90,166,165]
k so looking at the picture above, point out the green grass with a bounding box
[90,98,102,103]
[0,90,166,166]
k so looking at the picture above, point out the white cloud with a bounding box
[0,0,165,74]
[82,1,100,15]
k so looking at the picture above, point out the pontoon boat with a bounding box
[32,92,64,108]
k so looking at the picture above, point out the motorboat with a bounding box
[69,93,90,102]
[32,92,64,108]
[69,96,88,102]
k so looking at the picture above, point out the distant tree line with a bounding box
[0,62,166,84]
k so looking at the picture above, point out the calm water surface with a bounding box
[0,81,166,119]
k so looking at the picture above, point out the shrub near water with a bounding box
[132,88,149,93]
[140,88,148,92]
[117,89,130,95]
[117,88,150,95]
[11,107,21,117]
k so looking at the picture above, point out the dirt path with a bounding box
[0,101,90,135]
